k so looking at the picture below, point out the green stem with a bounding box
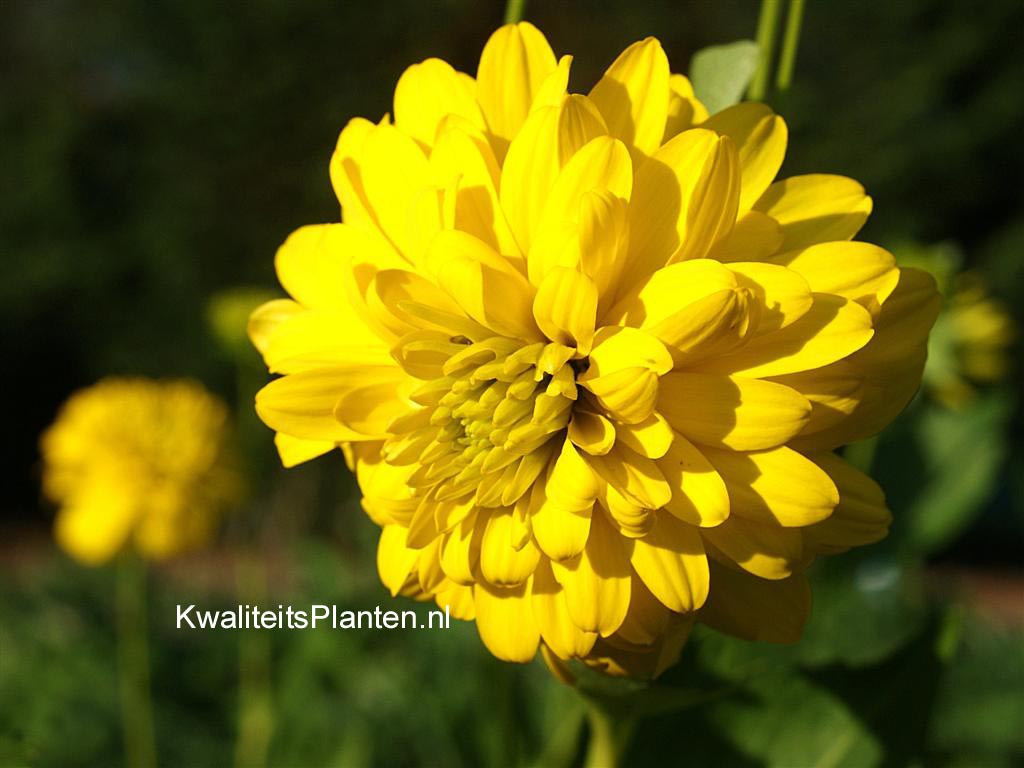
[504,0,527,25]
[583,703,635,768]
[775,0,807,92]
[117,555,157,768]
[748,0,783,102]
[233,552,274,768]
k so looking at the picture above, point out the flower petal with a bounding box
[627,129,740,281]
[702,103,787,210]
[476,22,557,158]
[533,267,598,354]
[474,580,541,662]
[551,510,632,636]
[702,516,803,580]
[530,558,598,659]
[701,445,838,527]
[656,432,730,527]
[699,563,811,642]
[753,174,873,251]
[589,37,670,158]
[659,373,811,450]
[632,512,709,612]
[696,293,874,378]
[394,58,486,149]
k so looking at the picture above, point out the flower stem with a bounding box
[775,0,807,92]
[748,0,783,102]
[234,552,274,768]
[584,702,635,768]
[504,0,527,25]
[116,555,157,768]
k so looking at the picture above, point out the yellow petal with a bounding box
[802,452,891,553]
[608,258,737,329]
[329,117,376,227]
[631,512,709,612]
[753,174,873,251]
[702,516,803,580]
[377,524,418,596]
[440,514,480,585]
[359,123,430,257]
[394,58,486,149]
[768,361,865,437]
[707,210,784,263]
[656,432,730,527]
[274,224,356,310]
[429,230,541,340]
[659,373,811,450]
[474,580,541,662]
[248,298,304,356]
[429,125,521,260]
[696,293,874,378]
[702,103,787,210]
[589,37,670,158]
[663,73,709,140]
[274,433,334,468]
[583,326,674,377]
[701,445,838,527]
[532,54,573,112]
[530,558,598,659]
[434,580,476,621]
[585,443,672,510]
[725,261,814,335]
[568,409,616,456]
[578,190,630,317]
[532,496,592,562]
[614,412,674,459]
[333,378,416,438]
[476,22,557,158]
[480,508,541,587]
[529,135,632,284]
[256,366,404,442]
[627,129,740,281]
[770,241,899,318]
[261,309,394,374]
[545,438,599,513]
[550,510,631,636]
[700,563,810,642]
[499,96,607,255]
[533,267,598,354]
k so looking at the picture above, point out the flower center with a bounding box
[383,336,581,508]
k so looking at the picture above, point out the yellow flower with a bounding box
[42,378,239,566]
[927,272,1016,408]
[250,23,941,677]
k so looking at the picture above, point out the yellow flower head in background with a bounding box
[250,23,941,677]
[42,378,239,566]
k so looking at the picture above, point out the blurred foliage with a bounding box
[2,0,1023,766]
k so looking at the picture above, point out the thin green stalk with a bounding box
[117,555,157,768]
[583,703,635,768]
[504,0,527,25]
[748,0,783,102]
[234,552,274,768]
[775,0,807,92]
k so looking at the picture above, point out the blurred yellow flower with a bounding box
[42,378,239,566]
[928,273,1016,408]
[250,23,941,676]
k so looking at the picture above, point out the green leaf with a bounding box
[689,41,761,114]
[906,392,1011,554]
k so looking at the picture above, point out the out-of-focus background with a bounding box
[2,1,1022,766]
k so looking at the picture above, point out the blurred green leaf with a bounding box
[689,41,760,113]
[905,392,1012,554]
[710,672,883,768]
